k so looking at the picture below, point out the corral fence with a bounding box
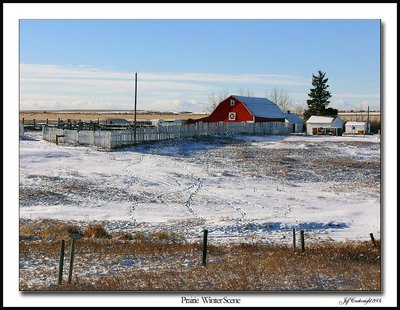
[43,121,291,149]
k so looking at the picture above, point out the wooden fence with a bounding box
[42,121,291,149]
[19,121,25,137]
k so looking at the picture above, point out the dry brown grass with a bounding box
[40,242,380,292]
[20,219,381,291]
[19,111,207,122]
[20,219,80,242]
[83,224,111,239]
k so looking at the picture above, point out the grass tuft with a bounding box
[83,224,111,239]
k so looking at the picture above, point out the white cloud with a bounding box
[20,64,312,111]
[331,99,380,111]
[355,100,381,111]
[19,64,381,112]
[334,93,380,99]
[20,64,309,86]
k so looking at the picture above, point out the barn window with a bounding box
[228,112,236,121]
[230,99,235,106]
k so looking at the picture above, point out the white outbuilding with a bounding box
[306,115,344,136]
[284,111,304,133]
[345,121,368,135]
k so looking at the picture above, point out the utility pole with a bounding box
[134,72,137,144]
[367,105,370,134]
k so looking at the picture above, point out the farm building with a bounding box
[284,111,304,133]
[345,121,368,135]
[99,118,130,125]
[189,95,287,124]
[157,119,187,126]
[306,115,344,136]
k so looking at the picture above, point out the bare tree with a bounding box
[267,87,291,112]
[237,88,254,97]
[293,102,305,116]
[205,88,254,113]
[205,89,230,113]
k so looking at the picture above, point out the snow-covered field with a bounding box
[19,132,381,244]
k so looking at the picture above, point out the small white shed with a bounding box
[306,116,344,136]
[284,111,304,133]
[345,121,367,135]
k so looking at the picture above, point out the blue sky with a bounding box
[20,19,381,112]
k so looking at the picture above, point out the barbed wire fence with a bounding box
[43,226,381,286]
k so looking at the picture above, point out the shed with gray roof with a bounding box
[284,111,304,133]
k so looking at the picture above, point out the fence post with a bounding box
[58,240,65,285]
[56,135,63,145]
[370,233,376,246]
[67,238,76,284]
[300,230,305,254]
[293,228,296,252]
[202,229,208,266]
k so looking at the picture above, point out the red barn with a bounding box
[189,95,286,124]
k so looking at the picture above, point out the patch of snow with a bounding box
[19,133,380,244]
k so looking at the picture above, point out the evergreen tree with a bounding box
[303,70,334,120]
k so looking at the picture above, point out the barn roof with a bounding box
[284,112,303,123]
[232,95,286,119]
[306,116,335,124]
